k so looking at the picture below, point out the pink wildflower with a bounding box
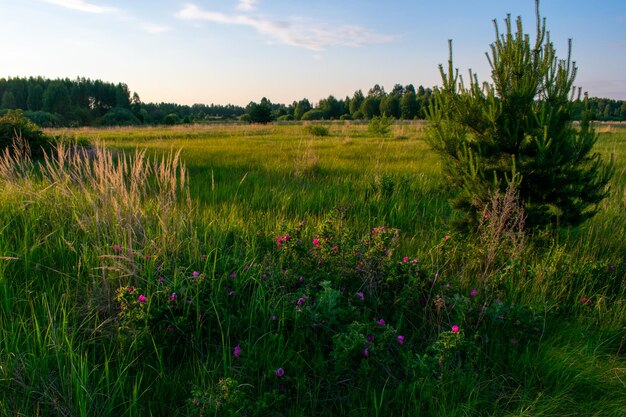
[356,291,364,301]
[244,265,250,271]
[276,368,285,377]
[170,292,177,301]
[397,335,405,345]
[137,294,147,303]
[451,325,459,333]
[312,238,321,247]
[167,327,175,333]
[230,273,236,279]
[363,348,369,358]
[366,334,374,343]
[377,318,385,326]
[112,244,122,253]
[403,256,409,263]
[233,344,241,358]
[192,271,199,277]
[470,288,478,297]
[228,290,236,296]
[159,277,165,284]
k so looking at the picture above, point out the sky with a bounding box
[1,0,625,106]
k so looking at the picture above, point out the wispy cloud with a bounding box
[41,0,117,14]
[176,3,396,51]
[237,0,258,12]
[139,23,171,34]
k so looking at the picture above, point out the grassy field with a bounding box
[1,122,624,416]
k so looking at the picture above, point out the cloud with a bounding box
[176,3,396,51]
[237,0,258,12]
[139,23,171,34]
[41,0,117,14]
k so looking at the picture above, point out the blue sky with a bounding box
[1,0,624,105]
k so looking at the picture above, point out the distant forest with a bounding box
[1,76,624,126]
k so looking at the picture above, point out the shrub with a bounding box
[368,114,394,136]
[425,3,612,230]
[99,107,141,126]
[0,110,50,157]
[300,109,325,121]
[304,125,329,137]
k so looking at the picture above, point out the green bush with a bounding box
[301,109,325,121]
[0,110,51,156]
[99,107,141,126]
[368,114,394,136]
[304,125,329,137]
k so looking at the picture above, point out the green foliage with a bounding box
[99,107,141,126]
[24,110,62,127]
[163,112,180,126]
[304,124,329,137]
[300,109,325,121]
[0,110,50,156]
[246,97,274,124]
[426,5,613,230]
[368,114,394,136]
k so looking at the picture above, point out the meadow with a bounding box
[0,121,624,416]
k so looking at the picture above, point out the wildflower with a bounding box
[445,282,451,289]
[451,325,459,333]
[167,327,175,333]
[312,238,321,247]
[377,318,385,326]
[363,348,369,358]
[233,344,241,358]
[510,338,518,345]
[276,368,285,377]
[403,256,409,263]
[228,290,236,296]
[271,315,277,321]
[137,294,147,303]
[170,292,178,301]
[609,265,615,270]
[356,291,364,301]
[244,265,250,271]
[277,236,283,248]
[112,244,122,253]
[581,297,587,303]
[230,273,236,279]
[159,277,165,284]
[261,273,267,280]
[299,276,304,284]
[470,288,477,297]
[331,245,339,253]
[366,334,374,343]
[192,271,199,277]
[397,335,405,345]
[128,286,134,293]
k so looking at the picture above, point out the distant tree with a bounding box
[1,91,16,109]
[400,86,418,119]
[0,110,50,156]
[27,84,44,111]
[246,97,273,124]
[391,83,405,97]
[301,109,326,121]
[99,107,141,126]
[380,94,400,118]
[360,96,381,119]
[294,99,312,120]
[318,95,341,119]
[115,83,131,109]
[43,82,71,115]
[425,2,613,230]
[349,90,364,115]
[163,113,180,125]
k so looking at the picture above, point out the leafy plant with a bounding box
[425,1,613,230]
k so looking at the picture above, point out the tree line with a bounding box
[0,76,624,126]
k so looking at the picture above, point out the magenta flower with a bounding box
[312,238,321,248]
[609,265,615,270]
[366,334,374,343]
[137,294,147,303]
[470,288,477,297]
[167,327,175,333]
[451,325,459,333]
[276,368,285,377]
[581,297,587,303]
[192,271,200,277]
[170,292,177,301]
[377,318,385,326]
[159,277,165,284]
[403,256,409,263]
[230,273,236,279]
[244,265,250,271]
[356,291,364,301]
[397,335,405,345]
[363,347,369,358]
[228,290,236,296]
[271,315,277,321]
[233,344,241,358]
[112,244,122,253]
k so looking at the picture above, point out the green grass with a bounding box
[0,122,624,416]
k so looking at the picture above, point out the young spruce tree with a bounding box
[426,1,613,230]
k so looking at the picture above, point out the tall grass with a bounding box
[0,122,623,416]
